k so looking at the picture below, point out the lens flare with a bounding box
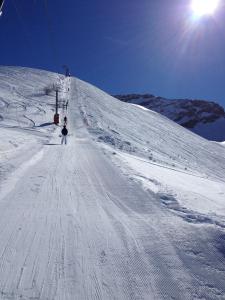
[191,0,220,16]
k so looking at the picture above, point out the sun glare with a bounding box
[191,0,220,16]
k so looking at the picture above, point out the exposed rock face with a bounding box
[114,94,225,141]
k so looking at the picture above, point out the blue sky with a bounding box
[1,0,225,106]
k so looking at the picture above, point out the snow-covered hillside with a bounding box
[1,66,225,299]
[114,94,225,141]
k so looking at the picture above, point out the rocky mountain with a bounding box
[114,94,225,141]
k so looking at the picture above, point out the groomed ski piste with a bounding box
[1,66,225,300]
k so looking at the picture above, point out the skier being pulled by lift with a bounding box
[61,125,68,145]
[64,116,67,125]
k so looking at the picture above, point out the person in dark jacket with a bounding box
[61,125,68,145]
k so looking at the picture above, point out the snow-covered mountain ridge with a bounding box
[1,66,225,299]
[114,93,225,141]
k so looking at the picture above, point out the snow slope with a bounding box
[114,94,225,142]
[1,66,225,299]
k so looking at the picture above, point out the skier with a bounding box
[64,116,67,125]
[61,125,68,145]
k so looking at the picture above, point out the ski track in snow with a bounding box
[0,67,225,299]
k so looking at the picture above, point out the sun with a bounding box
[191,0,220,16]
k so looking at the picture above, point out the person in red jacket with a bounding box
[61,125,68,145]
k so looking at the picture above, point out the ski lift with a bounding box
[0,0,5,16]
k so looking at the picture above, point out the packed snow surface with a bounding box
[1,66,225,299]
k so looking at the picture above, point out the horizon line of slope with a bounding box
[113,93,225,141]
